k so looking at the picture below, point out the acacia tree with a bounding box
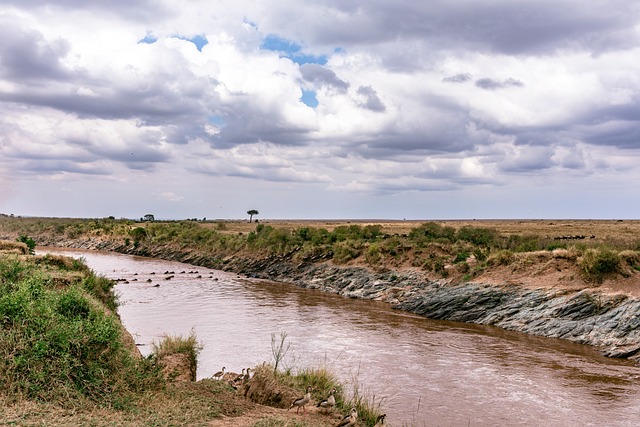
[247,209,259,222]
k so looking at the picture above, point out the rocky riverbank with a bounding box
[29,236,640,363]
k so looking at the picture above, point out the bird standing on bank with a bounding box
[288,385,312,414]
[335,407,358,426]
[374,413,387,426]
[317,387,337,412]
[234,368,245,383]
[212,366,225,380]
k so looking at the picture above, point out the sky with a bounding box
[1,1,639,220]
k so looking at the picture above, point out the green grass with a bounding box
[0,253,163,408]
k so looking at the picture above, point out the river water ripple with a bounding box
[42,248,640,426]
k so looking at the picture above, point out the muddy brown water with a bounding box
[42,248,640,426]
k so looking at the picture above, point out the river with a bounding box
[42,248,640,426]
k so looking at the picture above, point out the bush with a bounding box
[16,235,36,255]
[457,226,498,246]
[487,250,515,266]
[579,248,621,283]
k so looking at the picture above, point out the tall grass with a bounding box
[0,252,163,408]
[152,330,202,381]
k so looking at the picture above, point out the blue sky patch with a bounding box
[300,89,319,108]
[174,34,209,51]
[138,32,158,44]
[261,34,327,65]
[208,115,226,127]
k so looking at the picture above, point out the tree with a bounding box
[247,209,259,222]
[142,214,155,222]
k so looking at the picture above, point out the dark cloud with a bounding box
[18,159,112,176]
[475,78,524,90]
[272,1,640,63]
[0,0,167,21]
[0,19,72,82]
[212,96,315,147]
[356,86,385,112]
[499,146,555,173]
[443,73,472,83]
[300,63,349,92]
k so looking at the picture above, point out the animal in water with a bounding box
[288,385,312,414]
[335,408,358,426]
[317,387,337,412]
[374,413,387,426]
[212,366,225,380]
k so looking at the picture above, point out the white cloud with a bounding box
[0,0,639,219]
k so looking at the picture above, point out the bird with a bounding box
[317,387,337,412]
[374,413,387,426]
[233,368,245,383]
[288,385,312,414]
[335,408,358,426]
[212,366,225,380]
[242,367,251,384]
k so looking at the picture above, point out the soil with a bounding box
[208,403,336,427]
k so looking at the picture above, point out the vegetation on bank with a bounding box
[2,216,638,285]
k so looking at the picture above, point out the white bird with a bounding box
[335,407,358,426]
[374,413,387,426]
[288,385,312,414]
[212,366,225,380]
[317,387,336,412]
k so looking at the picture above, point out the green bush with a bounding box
[456,226,498,246]
[579,248,621,283]
[16,235,36,255]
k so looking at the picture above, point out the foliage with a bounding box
[579,248,621,283]
[16,235,36,255]
[248,209,259,222]
[0,255,163,406]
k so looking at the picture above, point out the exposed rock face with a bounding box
[220,257,640,362]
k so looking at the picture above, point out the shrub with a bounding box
[487,250,515,266]
[365,243,382,266]
[457,226,498,246]
[578,248,621,283]
[16,235,36,255]
[333,241,362,264]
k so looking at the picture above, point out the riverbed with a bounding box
[43,248,640,426]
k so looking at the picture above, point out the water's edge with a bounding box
[43,239,640,362]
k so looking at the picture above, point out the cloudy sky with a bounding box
[1,1,639,220]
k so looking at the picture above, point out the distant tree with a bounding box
[247,209,259,222]
[142,214,155,222]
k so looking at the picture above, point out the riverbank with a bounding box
[2,217,640,362]
[32,236,640,363]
